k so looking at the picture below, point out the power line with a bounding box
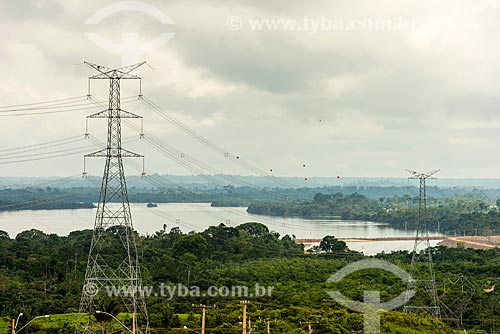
[121,120,291,203]
[0,135,83,153]
[0,105,99,117]
[0,140,90,160]
[84,105,343,233]
[0,98,137,117]
[0,150,87,165]
[121,157,346,233]
[140,96,298,189]
[146,64,305,178]
[90,96,294,201]
[0,136,138,166]
[0,95,85,109]
[0,100,93,113]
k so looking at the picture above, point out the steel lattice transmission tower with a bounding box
[77,61,148,334]
[403,169,441,318]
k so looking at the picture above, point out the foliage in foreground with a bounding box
[2,223,500,333]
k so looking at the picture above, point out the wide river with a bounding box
[0,203,441,255]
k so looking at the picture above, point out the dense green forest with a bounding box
[0,188,95,211]
[247,192,500,235]
[0,184,497,212]
[1,223,500,333]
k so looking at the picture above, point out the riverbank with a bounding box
[438,236,500,250]
[297,236,500,253]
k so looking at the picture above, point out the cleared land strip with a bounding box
[438,236,500,250]
[295,236,445,243]
[295,236,500,250]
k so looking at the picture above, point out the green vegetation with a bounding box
[2,222,500,333]
[4,185,500,332]
[248,192,500,235]
[0,187,94,211]
[0,183,497,213]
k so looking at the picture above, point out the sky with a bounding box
[1,0,500,178]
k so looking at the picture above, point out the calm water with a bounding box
[0,203,441,255]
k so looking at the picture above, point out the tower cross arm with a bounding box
[84,61,146,79]
[423,169,440,178]
[120,148,143,158]
[87,109,143,119]
[406,169,440,179]
[85,148,143,158]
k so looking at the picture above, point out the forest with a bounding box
[247,192,500,235]
[0,223,499,333]
[0,183,497,213]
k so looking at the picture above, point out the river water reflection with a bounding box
[0,203,441,255]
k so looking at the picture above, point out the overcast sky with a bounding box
[1,0,500,178]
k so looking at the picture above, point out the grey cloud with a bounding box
[1,0,500,177]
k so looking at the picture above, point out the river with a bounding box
[0,203,441,255]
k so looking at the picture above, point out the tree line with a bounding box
[0,223,473,333]
[247,192,500,235]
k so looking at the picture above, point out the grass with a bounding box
[0,313,141,334]
[0,317,10,333]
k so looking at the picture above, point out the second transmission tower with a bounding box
[403,169,441,318]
